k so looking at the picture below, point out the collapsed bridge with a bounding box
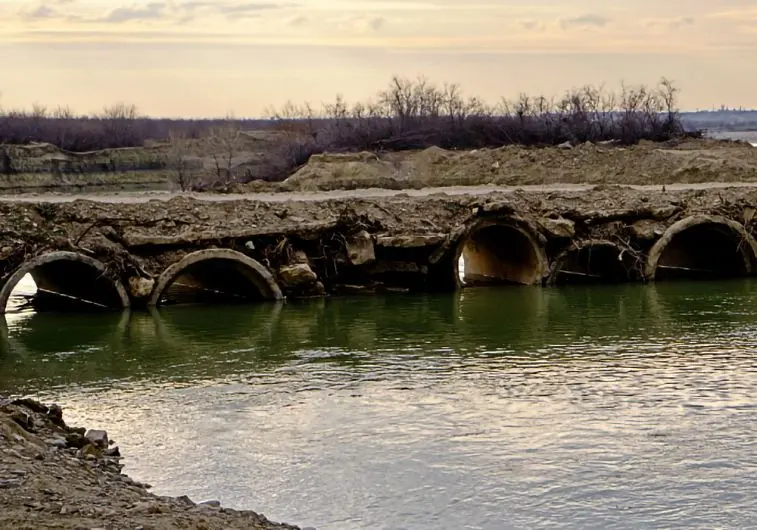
[1,185,757,314]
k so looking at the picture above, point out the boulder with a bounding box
[128,277,154,299]
[539,218,575,239]
[345,230,375,266]
[278,264,318,288]
[84,429,109,448]
[630,220,665,241]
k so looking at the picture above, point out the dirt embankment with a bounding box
[4,137,757,195]
[2,185,757,256]
[0,397,300,530]
[275,138,757,192]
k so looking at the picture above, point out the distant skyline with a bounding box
[3,0,757,117]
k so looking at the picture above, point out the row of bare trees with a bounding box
[255,77,693,182]
[0,97,268,152]
[2,77,696,189]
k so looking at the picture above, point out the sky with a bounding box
[2,0,756,117]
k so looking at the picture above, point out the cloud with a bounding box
[645,16,695,30]
[368,16,385,30]
[23,6,59,20]
[520,19,546,31]
[100,2,168,23]
[76,1,300,24]
[218,2,293,15]
[289,15,309,26]
[559,14,610,30]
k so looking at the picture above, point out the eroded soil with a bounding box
[0,397,299,530]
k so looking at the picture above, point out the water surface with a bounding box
[2,282,757,529]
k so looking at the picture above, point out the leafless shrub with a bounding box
[165,130,193,191]
[204,117,243,187]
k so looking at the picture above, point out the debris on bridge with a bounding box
[2,184,757,313]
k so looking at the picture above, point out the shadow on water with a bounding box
[2,279,757,393]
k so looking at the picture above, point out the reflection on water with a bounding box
[2,282,757,529]
[4,274,38,321]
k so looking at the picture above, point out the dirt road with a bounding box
[1,181,757,204]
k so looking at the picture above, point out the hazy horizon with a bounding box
[3,0,757,118]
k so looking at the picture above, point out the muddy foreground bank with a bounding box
[0,397,301,530]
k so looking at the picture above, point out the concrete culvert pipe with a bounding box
[645,216,757,281]
[456,221,546,287]
[149,249,283,307]
[0,251,130,314]
[548,241,633,285]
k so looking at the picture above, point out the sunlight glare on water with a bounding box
[2,282,757,529]
[3,274,37,326]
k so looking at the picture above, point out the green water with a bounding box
[2,282,757,529]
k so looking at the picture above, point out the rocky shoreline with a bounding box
[0,396,301,530]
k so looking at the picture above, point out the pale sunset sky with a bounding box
[2,0,756,117]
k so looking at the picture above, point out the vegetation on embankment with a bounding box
[1,77,699,191]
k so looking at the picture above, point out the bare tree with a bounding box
[205,116,243,186]
[166,129,193,191]
[101,102,140,147]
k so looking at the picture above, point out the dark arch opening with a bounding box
[550,242,632,285]
[0,252,129,314]
[457,223,544,287]
[653,223,752,281]
[150,250,282,307]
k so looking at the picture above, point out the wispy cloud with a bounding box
[100,2,168,24]
[559,14,611,30]
[21,5,61,20]
[644,16,696,30]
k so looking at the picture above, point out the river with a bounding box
[1,282,757,529]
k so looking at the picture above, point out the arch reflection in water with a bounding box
[4,281,757,394]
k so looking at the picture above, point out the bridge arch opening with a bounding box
[456,221,545,287]
[149,249,283,307]
[645,216,757,281]
[549,241,633,285]
[0,252,130,314]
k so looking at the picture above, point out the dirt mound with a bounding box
[278,139,757,192]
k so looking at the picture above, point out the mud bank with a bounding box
[2,185,757,311]
[0,397,300,530]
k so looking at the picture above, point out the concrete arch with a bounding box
[645,215,757,281]
[454,218,548,287]
[548,240,635,285]
[149,249,283,307]
[0,251,130,314]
